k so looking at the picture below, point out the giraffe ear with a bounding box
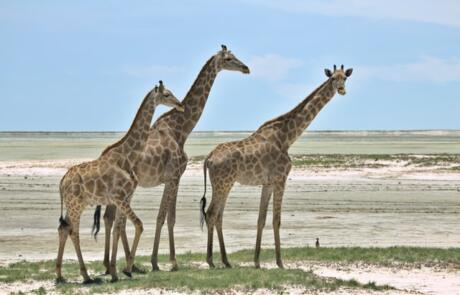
[325,69,333,78]
[345,68,353,77]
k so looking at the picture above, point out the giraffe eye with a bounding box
[225,57,232,61]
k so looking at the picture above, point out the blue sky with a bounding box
[1,0,459,131]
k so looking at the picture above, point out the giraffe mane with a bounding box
[153,55,216,125]
[100,90,153,156]
[257,79,330,130]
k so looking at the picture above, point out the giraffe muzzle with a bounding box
[175,103,185,112]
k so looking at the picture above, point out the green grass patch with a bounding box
[55,266,390,294]
[191,154,460,169]
[289,154,460,169]
[251,246,460,266]
[446,165,460,171]
[1,246,458,294]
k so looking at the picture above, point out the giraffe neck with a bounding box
[255,79,335,150]
[101,91,156,171]
[152,55,220,146]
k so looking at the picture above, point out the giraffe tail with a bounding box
[58,178,69,227]
[91,205,102,241]
[200,158,208,230]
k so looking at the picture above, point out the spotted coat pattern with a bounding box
[55,84,181,283]
[100,46,250,272]
[202,67,352,269]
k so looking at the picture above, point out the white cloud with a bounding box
[250,0,460,28]
[359,56,460,82]
[249,54,303,81]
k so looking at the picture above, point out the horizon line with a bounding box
[0,129,459,134]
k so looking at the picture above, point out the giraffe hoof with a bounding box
[83,278,92,284]
[170,264,179,272]
[207,262,215,269]
[277,262,285,269]
[83,277,102,285]
[151,264,160,272]
[93,277,103,284]
[110,276,119,283]
[55,277,66,284]
[254,262,261,269]
[224,262,232,268]
[122,269,132,278]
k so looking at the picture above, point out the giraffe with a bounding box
[200,65,353,268]
[94,45,250,273]
[55,81,184,283]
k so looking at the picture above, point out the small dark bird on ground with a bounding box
[315,238,320,248]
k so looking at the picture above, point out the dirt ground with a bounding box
[1,261,458,294]
[0,158,459,294]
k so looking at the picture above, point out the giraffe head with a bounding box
[324,64,353,95]
[216,44,250,74]
[152,81,185,112]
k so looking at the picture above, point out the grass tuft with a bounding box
[1,246,458,294]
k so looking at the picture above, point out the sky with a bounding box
[0,0,459,131]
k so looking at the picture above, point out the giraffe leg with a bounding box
[166,180,180,271]
[68,213,93,283]
[205,177,234,269]
[127,214,143,273]
[104,206,138,276]
[55,215,70,283]
[105,202,137,274]
[215,206,231,268]
[109,210,122,282]
[272,181,286,269]
[103,204,116,275]
[254,185,273,268]
[115,212,144,274]
[119,215,133,274]
[118,217,143,274]
[151,181,175,271]
[115,200,143,277]
[205,198,219,268]
[206,216,215,268]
